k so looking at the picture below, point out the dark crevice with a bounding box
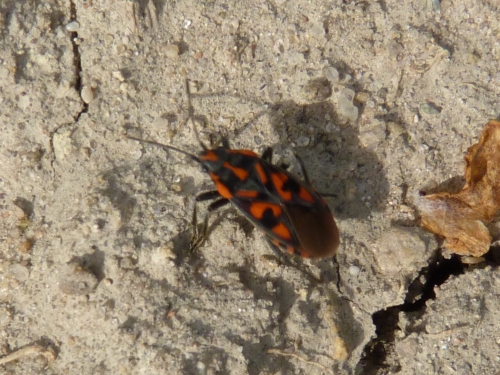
[49,1,87,172]
[402,253,464,312]
[482,244,500,265]
[68,0,88,119]
[357,252,465,375]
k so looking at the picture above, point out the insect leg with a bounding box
[264,237,290,262]
[185,78,208,151]
[263,237,321,283]
[189,203,207,253]
[189,196,230,253]
[207,198,230,212]
[262,147,291,169]
[261,147,273,162]
[294,157,336,197]
[294,153,311,185]
[317,192,338,198]
[196,190,221,202]
[291,154,337,197]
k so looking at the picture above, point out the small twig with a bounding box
[425,324,470,338]
[0,344,56,366]
[267,348,334,374]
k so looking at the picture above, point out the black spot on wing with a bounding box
[264,163,318,207]
[227,152,257,169]
[230,197,297,248]
[260,206,280,228]
[282,176,302,195]
[213,151,264,194]
[213,168,240,195]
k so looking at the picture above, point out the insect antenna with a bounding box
[184,78,208,151]
[126,135,201,164]
[126,79,213,163]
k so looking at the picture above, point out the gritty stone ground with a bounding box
[0,0,500,374]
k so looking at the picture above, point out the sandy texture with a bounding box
[1,0,499,374]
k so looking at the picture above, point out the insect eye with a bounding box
[201,165,209,173]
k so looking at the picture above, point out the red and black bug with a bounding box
[127,81,339,260]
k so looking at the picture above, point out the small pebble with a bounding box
[131,149,142,160]
[157,242,176,260]
[324,66,339,84]
[153,204,167,216]
[460,256,484,265]
[65,21,80,32]
[387,121,405,138]
[9,263,30,282]
[337,88,358,121]
[120,257,135,269]
[81,85,94,104]
[18,239,33,253]
[81,147,91,158]
[295,135,310,147]
[59,263,98,295]
[358,120,386,149]
[112,71,125,81]
[53,130,73,160]
[309,23,326,43]
[116,44,127,54]
[171,184,182,192]
[354,92,370,103]
[325,122,337,133]
[340,88,355,102]
[196,362,206,372]
[110,211,122,230]
[164,44,179,59]
[348,265,360,276]
[395,337,419,358]
[420,102,442,115]
[120,82,136,97]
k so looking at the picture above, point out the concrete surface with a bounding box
[0,0,499,374]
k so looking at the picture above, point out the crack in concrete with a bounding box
[68,0,85,108]
[48,0,88,176]
[356,252,465,374]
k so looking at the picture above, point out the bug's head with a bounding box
[197,148,229,174]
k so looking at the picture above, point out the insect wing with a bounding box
[261,163,339,258]
[284,203,339,258]
[230,194,301,254]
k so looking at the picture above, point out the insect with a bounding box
[127,80,339,260]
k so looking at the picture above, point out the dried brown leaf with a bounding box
[415,120,500,256]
